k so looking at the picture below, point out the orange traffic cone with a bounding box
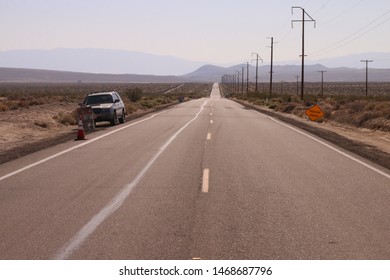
[75,116,86,140]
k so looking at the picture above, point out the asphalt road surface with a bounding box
[0,83,389,260]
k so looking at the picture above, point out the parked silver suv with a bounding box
[83,91,126,126]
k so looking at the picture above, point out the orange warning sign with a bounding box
[305,104,324,121]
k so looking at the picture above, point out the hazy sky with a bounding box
[1,0,389,67]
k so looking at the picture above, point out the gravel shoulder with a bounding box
[0,101,176,164]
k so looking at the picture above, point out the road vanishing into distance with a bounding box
[0,83,389,260]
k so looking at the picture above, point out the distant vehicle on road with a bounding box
[82,91,126,126]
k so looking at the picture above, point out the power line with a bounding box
[322,0,364,25]
[312,0,332,15]
[310,9,390,57]
[277,1,363,49]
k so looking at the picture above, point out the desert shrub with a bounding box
[365,103,376,111]
[6,101,19,110]
[373,102,390,114]
[125,87,143,102]
[329,110,351,125]
[347,100,366,113]
[281,94,292,102]
[160,97,172,104]
[280,103,296,113]
[322,105,333,119]
[365,118,390,131]
[18,100,30,108]
[354,111,380,126]
[140,99,157,109]
[253,99,264,106]
[0,103,8,111]
[273,98,284,104]
[28,98,44,106]
[268,104,277,110]
[125,103,139,114]
[53,112,77,125]
[34,120,50,128]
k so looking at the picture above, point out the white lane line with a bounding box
[54,100,208,260]
[210,120,213,124]
[252,110,390,180]
[210,112,213,116]
[207,133,212,140]
[202,168,210,193]
[0,110,172,182]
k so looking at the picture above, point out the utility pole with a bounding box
[236,71,241,95]
[251,53,263,92]
[318,70,327,97]
[280,81,284,95]
[267,37,275,98]
[242,67,244,94]
[231,74,234,94]
[233,74,236,94]
[232,74,235,94]
[246,62,249,93]
[292,7,316,101]
[361,60,373,96]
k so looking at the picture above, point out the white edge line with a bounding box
[251,110,390,180]
[54,100,208,259]
[0,110,169,182]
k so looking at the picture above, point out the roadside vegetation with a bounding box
[0,82,212,126]
[0,82,212,164]
[221,82,390,132]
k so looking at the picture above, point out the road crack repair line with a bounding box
[53,100,208,260]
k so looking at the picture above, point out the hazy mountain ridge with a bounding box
[0,48,205,76]
[0,48,389,83]
[0,67,186,83]
[184,63,390,82]
[1,63,389,83]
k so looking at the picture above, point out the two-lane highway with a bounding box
[0,83,389,259]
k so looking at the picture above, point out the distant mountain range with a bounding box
[1,63,389,83]
[0,48,205,76]
[0,67,186,83]
[0,48,389,83]
[184,63,390,82]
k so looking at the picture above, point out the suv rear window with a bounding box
[85,94,113,105]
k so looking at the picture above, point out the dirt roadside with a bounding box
[0,101,177,165]
[234,99,390,170]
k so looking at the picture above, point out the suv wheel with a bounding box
[119,110,126,124]
[111,112,118,126]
